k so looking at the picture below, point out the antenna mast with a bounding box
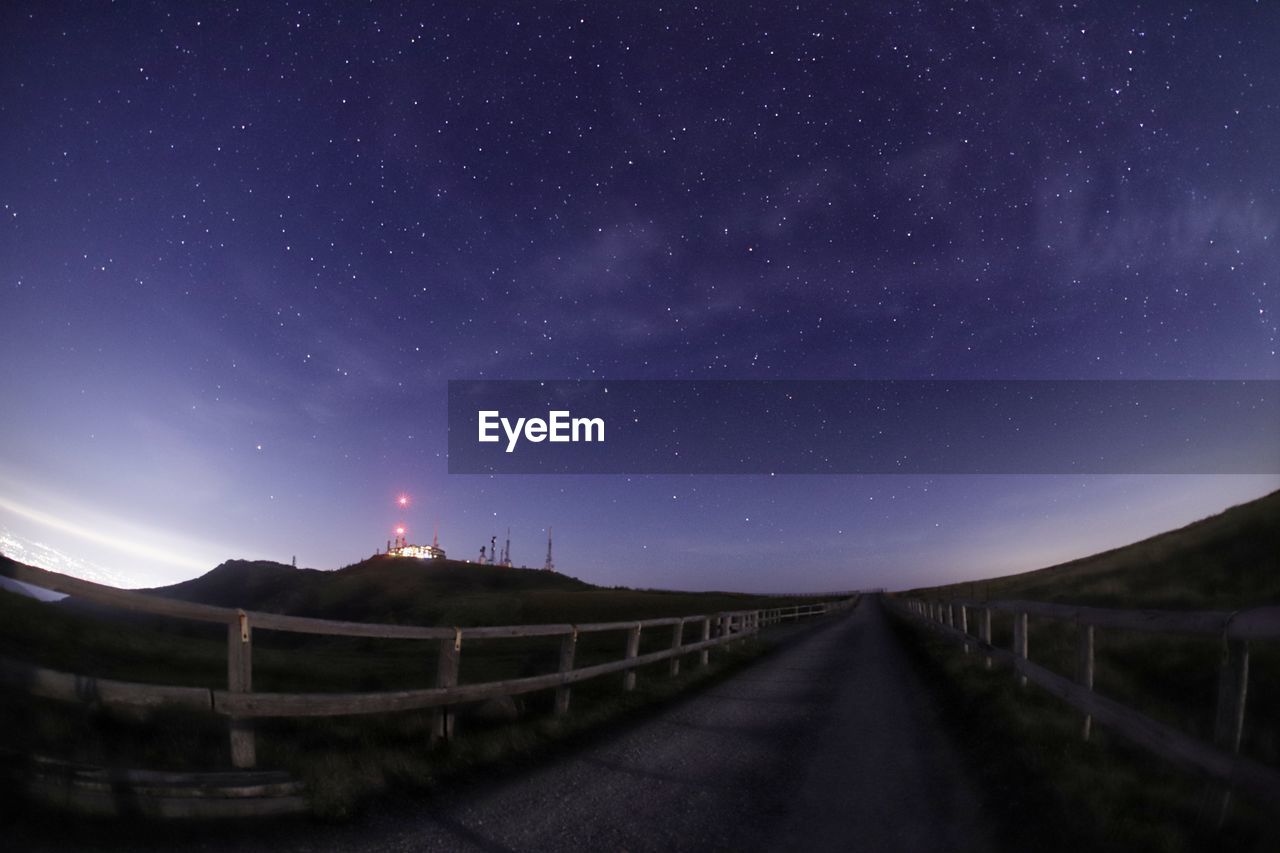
[543,526,554,572]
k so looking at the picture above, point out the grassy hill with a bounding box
[138,555,799,627]
[907,489,1280,608]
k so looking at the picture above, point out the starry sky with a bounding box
[2,2,1277,593]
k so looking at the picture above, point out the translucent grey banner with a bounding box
[446,380,1280,475]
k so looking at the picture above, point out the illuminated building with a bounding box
[386,525,446,560]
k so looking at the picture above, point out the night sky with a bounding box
[2,2,1277,593]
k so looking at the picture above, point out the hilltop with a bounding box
[139,555,794,627]
[140,556,594,626]
[907,489,1280,608]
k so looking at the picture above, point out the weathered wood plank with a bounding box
[1214,639,1249,753]
[926,598,1280,640]
[0,656,212,711]
[1013,611,1028,688]
[555,628,577,714]
[1210,638,1251,824]
[1227,607,1280,641]
[1012,655,1280,806]
[432,630,461,742]
[19,757,308,819]
[227,614,255,769]
[669,619,684,677]
[249,611,453,639]
[459,623,576,639]
[950,598,1234,637]
[622,624,642,692]
[24,755,303,799]
[897,599,1280,807]
[980,607,993,670]
[212,635,733,718]
[1078,623,1094,741]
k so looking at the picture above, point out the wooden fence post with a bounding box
[960,605,970,655]
[720,612,731,643]
[1078,623,1095,741]
[623,624,642,691]
[227,610,255,769]
[699,617,712,668]
[1211,637,1250,824]
[432,628,461,743]
[1013,612,1028,687]
[555,627,578,715]
[669,619,684,677]
[980,608,992,670]
[1214,638,1250,752]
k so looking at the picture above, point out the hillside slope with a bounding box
[138,555,803,627]
[142,556,597,626]
[908,489,1280,608]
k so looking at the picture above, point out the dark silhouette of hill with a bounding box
[908,489,1280,608]
[1,551,819,628]
[140,557,597,626]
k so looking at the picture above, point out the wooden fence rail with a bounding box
[892,595,1280,812]
[0,561,855,771]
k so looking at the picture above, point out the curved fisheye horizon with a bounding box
[3,3,1280,847]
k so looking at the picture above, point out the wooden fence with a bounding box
[0,561,855,772]
[892,595,1280,812]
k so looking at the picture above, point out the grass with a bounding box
[0,555,825,821]
[908,490,1280,609]
[887,611,1280,853]
[889,489,1280,851]
[261,637,774,820]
